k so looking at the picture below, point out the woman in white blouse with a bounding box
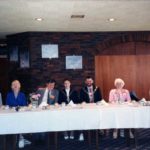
[109,78,134,139]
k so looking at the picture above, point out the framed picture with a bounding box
[20,50,30,68]
[41,44,59,59]
[9,46,18,62]
[66,55,83,69]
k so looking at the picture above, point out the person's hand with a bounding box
[28,104,32,107]
[82,101,86,105]
[55,103,59,106]
[50,95,55,99]
[54,103,59,107]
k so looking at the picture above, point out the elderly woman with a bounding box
[109,78,134,139]
[6,80,27,107]
[6,80,31,148]
[109,78,131,103]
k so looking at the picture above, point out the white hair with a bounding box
[114,78,125,87]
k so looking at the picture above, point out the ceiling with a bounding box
[0,0,150,38]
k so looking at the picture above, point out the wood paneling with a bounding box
[136,55,150,99]
[95,55,150,100]
[101,42,136,55]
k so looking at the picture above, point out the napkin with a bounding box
[5,105,9,110]
[97,99,109,106]
[140,98,146,102]
[139,98,147,105]
[68,100,77,107]
[39,102,48,108]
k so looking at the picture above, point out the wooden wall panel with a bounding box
[95,55,150,100]
[136,55,150,99]
[136,42,150,55]
[100,42,136,55]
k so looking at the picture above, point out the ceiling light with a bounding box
[35,18,43,21]
[71,15,85,19]
[108,18,115,22]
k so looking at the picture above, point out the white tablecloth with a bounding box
[0,104,150,135]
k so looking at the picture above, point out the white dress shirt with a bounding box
[65,88,70,102]
[41,88,49,103]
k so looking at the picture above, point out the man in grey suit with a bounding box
[36,79,59,106]
[33,79,59,145]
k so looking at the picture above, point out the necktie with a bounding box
[89,87,94,103]
[48,90,51,104]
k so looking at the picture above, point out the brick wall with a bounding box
[7,31,150,93]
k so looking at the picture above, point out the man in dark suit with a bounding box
[80,76,102,103]
[36,79,59,106]
[79,76,102,141]
[59,79,79,140]
[59,79,79,105]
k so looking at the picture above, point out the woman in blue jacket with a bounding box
[6,80,31,148]
[6,80,27,107]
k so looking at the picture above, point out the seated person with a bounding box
[80,76,102,103]
[35,79,59,106]
[6,80,27,107]
[32,79,59,144]
[58,79,79,140]
[6,80,31,148]
[109,78,134,139]
[79,76,102,141]
[58,79,79,104]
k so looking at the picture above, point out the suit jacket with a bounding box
[58,88,79,104]
[80,85,102,103]
[130,91,140,101]
[6,91,27,107]
[36,88,59,105]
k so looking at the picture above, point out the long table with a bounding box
[0,103,150,134]
[0,103,150,150]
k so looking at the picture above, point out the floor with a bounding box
[0,129,150,150]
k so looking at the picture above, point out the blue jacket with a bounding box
[6,91,27,107]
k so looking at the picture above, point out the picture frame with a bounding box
[66,55,83,69]
[9,46,18,62]
[20,49,30,68]
[41,44,59,59]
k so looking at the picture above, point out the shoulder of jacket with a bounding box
[123,89,129,93]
